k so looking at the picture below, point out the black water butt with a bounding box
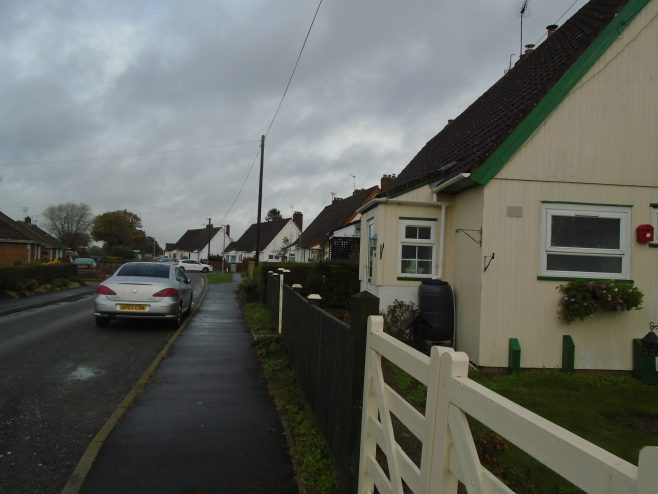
[416,279,454,342]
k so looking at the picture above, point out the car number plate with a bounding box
[118,304,148,311]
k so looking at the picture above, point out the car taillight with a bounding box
[97,284,116,295]
[152,288,179,297]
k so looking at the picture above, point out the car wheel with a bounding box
[202,267,209,273]
[169,304,182,329]
[95,316,111,327]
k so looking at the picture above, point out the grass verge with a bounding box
[243,302,339,493]
[205,271,232,283]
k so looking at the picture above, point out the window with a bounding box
[399,219,436,277]
[651,204,658,247]
[540,203,631,279]
[367,219,376,282]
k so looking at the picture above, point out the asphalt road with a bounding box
[0,274,204,493]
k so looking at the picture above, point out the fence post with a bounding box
[508,338,521,373]
[348,291,380,493]
[562,335,575,373]
[278,269,290,335]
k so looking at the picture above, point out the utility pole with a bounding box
[255,135,265,265]
[207,218,212,262]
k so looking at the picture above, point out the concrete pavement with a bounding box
[0,285,97,316]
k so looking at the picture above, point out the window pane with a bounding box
[405,226,418,239]
[401,260,417,274]
[417,246,432,260]
[417,261,432,274]
[551,216,620,249]
[547,254,622,273]
[401,245,416,259]
[418,227,431,240]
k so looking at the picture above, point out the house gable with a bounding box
[472,0,651,185]
[383,0,639,198]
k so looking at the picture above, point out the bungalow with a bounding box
[15,217,66,262]
[166,225,232,261]
[297,186,380,262]
[0,211,39,266]
[225,213,302,265]
[358,0,658,371]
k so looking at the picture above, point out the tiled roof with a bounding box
[300,186,379,249]
[14,221,65,248]
[228,218,293,253]
[387,0,630,196]
[174,227,223,252]
[0,211,32,242]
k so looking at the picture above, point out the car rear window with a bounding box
[117,264,170,278]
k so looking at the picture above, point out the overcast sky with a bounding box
[0,0,587,247]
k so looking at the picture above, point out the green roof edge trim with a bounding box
[470,0,650,186]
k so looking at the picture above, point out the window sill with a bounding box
[537,276,634,283]
[649,243,658,248]
[397,275,434,281]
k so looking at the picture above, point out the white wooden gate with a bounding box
[358,315,658,493]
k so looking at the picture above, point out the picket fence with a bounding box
[358,315,658,494]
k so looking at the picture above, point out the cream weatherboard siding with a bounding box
[471,2,658,369]
[439,186,484,364]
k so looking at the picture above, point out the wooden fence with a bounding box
[358,315,658,494]
[265,272,379,493]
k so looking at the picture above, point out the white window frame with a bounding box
[540,203,631,279]
[650,204,658,247]
[398,218,436,278]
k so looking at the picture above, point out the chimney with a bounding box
[24,216,31,224]
[546,24,558,38]
[225,225,230,238]
[380,174,396,193]
[524,43,535,55]
[293,211,303,231]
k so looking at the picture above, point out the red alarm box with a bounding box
[636,224,655,243]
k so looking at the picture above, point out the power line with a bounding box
[265,0,323,138]
[0,139,258,168]
[216,1,323,226]
[533,0,582,45]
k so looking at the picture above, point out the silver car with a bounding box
[94,262,193,328]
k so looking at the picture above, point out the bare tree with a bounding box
[43,202,93,248]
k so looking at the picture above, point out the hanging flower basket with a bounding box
[557,279,644,324]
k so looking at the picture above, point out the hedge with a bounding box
[0,264,77,290]
[257,261,360,308]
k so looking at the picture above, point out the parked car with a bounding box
[157,256,173,263]
[175,259,213,273]
[73,257,97,268]
[93,262,193,328]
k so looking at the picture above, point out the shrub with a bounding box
[557,279,644,324]
[257,261,359,308]
[0,264,77,290]
[382,299,418,343]
[236,278,260,305]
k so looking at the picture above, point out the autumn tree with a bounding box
[42,202,93,248]
[265,208,282,222]
[91,210,145,256]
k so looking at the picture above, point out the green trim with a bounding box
[650,243,658,248]
[537,276,634,283]
[399,217,438,222]
[471,0,651,185]
[650,203,658,209]
[541,201,633,208]
[397,276,428,282]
